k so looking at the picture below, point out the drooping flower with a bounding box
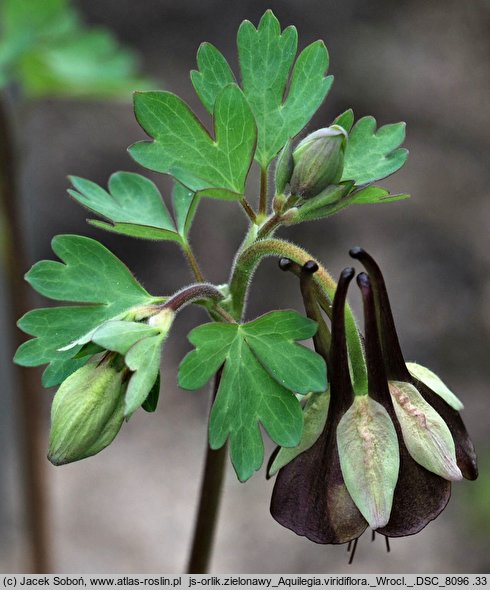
[270,253,477,545]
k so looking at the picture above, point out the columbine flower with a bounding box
[270,267,368,544]
[270,253,477,545]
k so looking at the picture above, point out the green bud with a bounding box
[274,138,294,195]
[290,125,348,198]
[48,360,126,466]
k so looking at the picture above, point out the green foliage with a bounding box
[12,10,418,485]
[0,0,149,98]
[192,10,333,170]
[129,85,257,199]
[14,235,162,382]
[342,116,408,185]
[69,173,181,242]
[178,311,327,481]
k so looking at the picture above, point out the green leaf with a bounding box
[142,374,160,413]
[18,30,149,99]
[68,172,181,242]
[406,362,464,411]
[15,235,161,372]
[269,389,329,476]
[0,0,150,99]
[337,395,399,529]
[41,355,91,389]
[125,334,164,416]
[333,109,354,133]
[350,185,410,205]
[178,310,326,481]
[389,381,462,481]
[129,84,257,198]
[237,10,333,169]
[91,320,160,355]
[342,116,408,185]
[172,181,200,239]
[191,42,236,113]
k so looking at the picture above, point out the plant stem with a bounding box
[240,196,257,224]
[259,167,268,216]
[182,241,206,283]
[256,212,281,240]
[187,370,227,574]
[228,237,368,393]
[0,94,50,572]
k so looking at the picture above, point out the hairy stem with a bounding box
[182,241,206,283]
[240,196,257,224]
[187,370,227,574]
[0,94,50,572]
[229,238,368,393]
[259,167,268,216]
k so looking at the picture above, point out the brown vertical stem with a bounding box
[0,95,51,573]
[186,370,227,574]
[259,167,268,216]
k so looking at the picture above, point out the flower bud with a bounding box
[48,359,126,466]
[290,125,348,199]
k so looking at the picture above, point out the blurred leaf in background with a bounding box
[0,0,151,99]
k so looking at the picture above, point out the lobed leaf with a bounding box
[178,310,326,481]
[69,172,181,242]
[342,116,408,185]
[15,235,161,376]
[190,10,332,170]
[129,84,257,198]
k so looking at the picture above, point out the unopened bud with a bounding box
[48,360,126,466]
[290,125,347,199]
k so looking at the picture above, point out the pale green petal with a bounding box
[269,390,329,476]
[389,381,462,481]
[337,396,399,529]
[406,362,464,411]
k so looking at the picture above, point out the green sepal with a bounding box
[389,381,462,481]
[406,362,464,411]
[337,395,399,529]
[333,109,354,133]
[268,389,329,477]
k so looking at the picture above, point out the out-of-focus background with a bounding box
[1,0,489,574]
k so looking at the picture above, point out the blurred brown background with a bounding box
[1,0,489,573]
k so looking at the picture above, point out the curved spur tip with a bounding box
[302,260,319,274]
[349,246,365,259]
[356,271,371,289]
[340,266,355,283]
[278,257,293,271]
